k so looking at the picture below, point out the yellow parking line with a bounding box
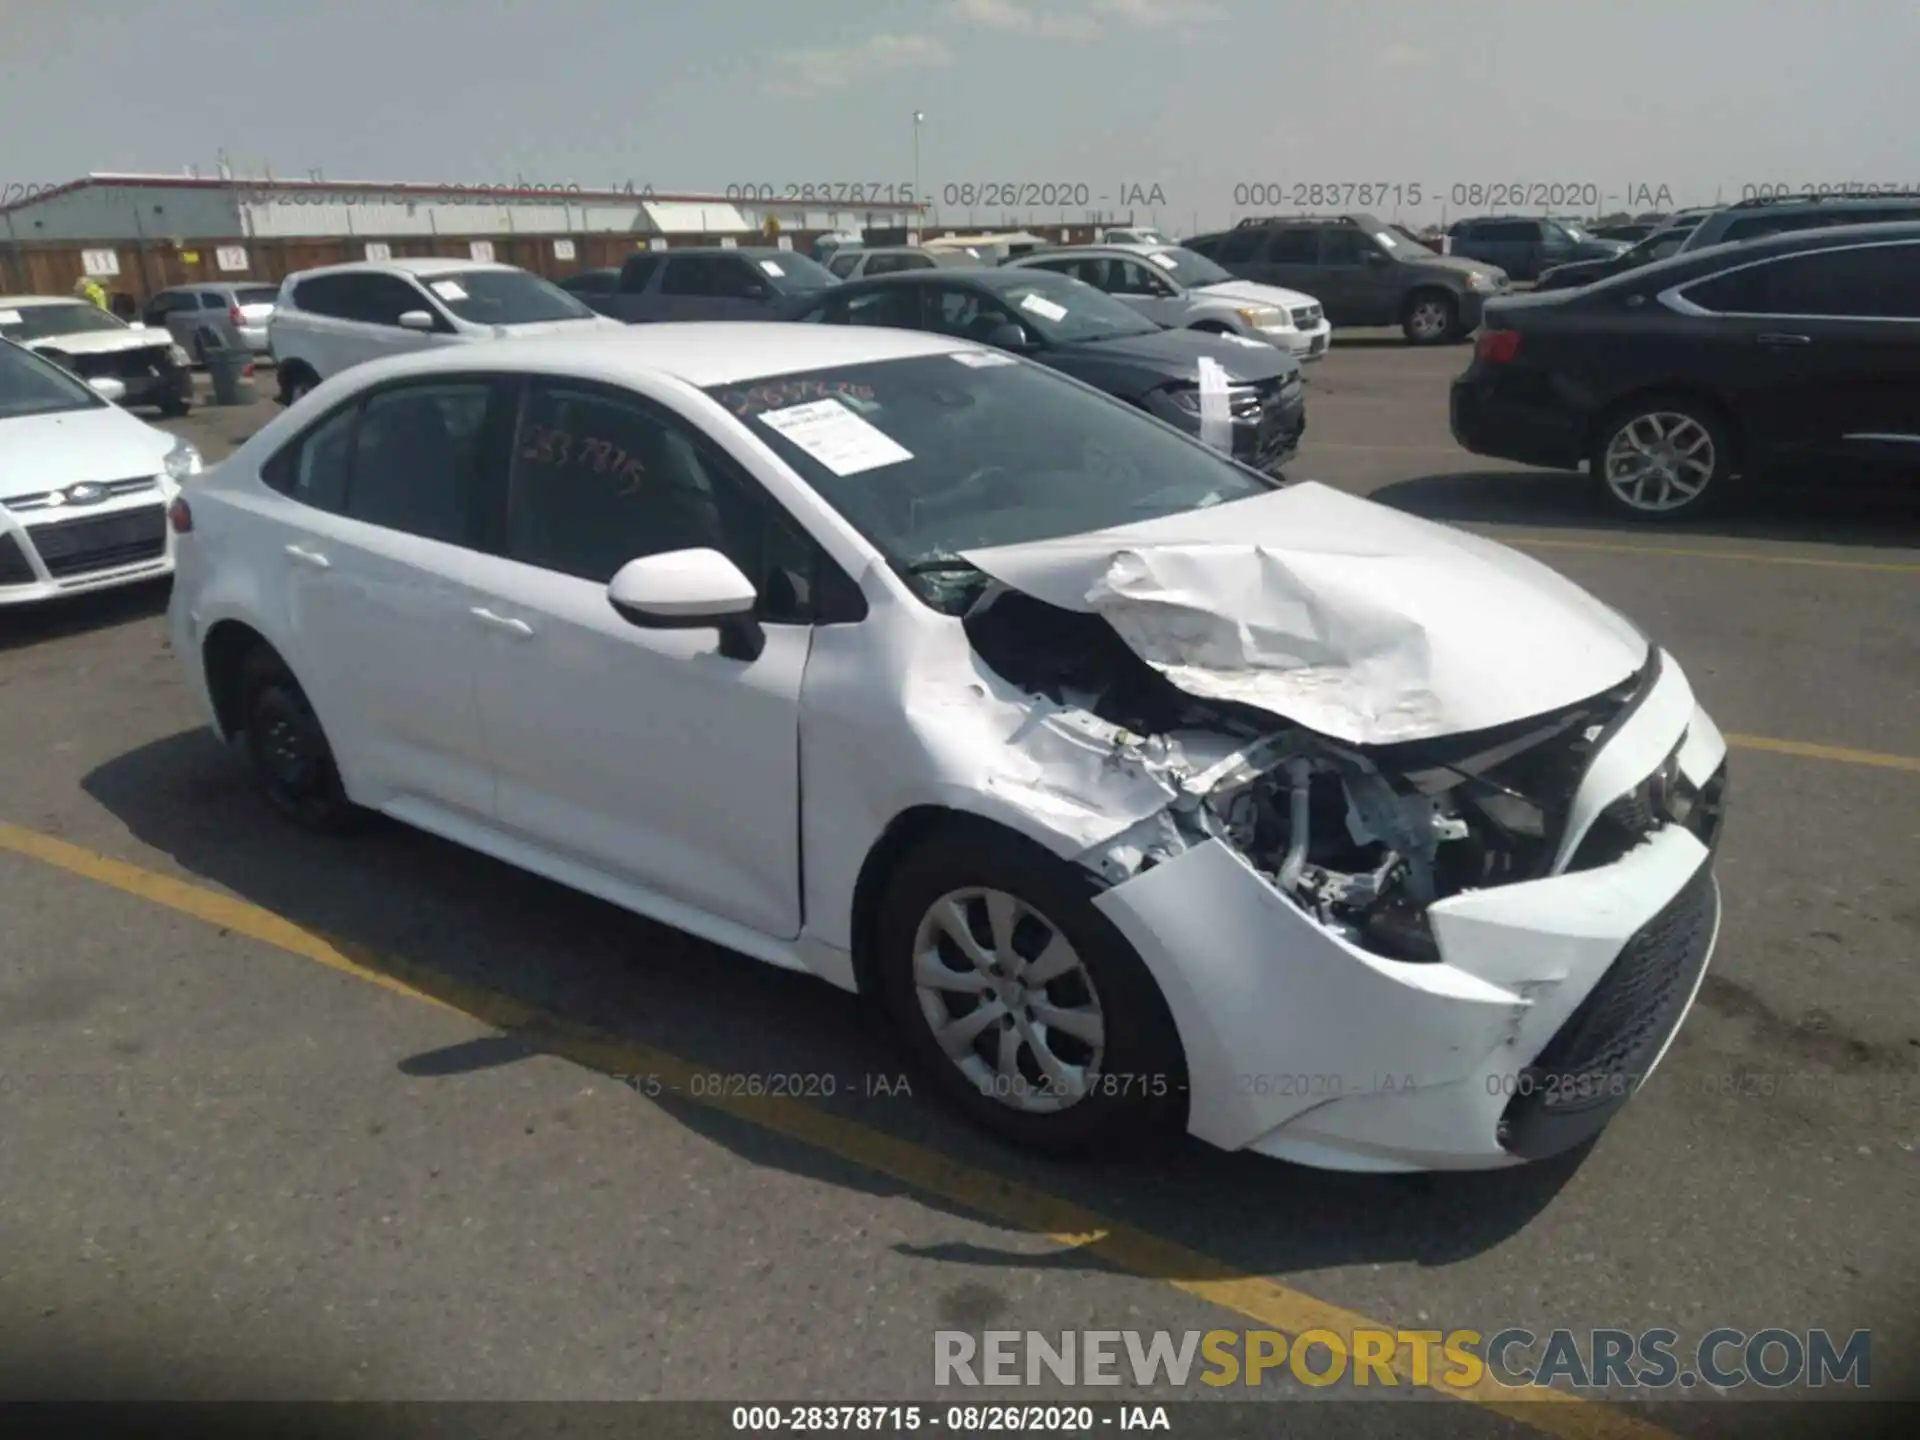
[0,818,1674,1440]
[1504,535,1920,574]
[1726,734,1920,773]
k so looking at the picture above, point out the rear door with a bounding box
[1675,239,1920,473]
[1315,229,1393,325]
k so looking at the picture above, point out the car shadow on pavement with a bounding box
[0,580,170,654]
[83,729,1587,1297]
[1373,468,1920,549]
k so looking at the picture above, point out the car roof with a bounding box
[1585,218,1920,289]
[0,295,86,308]
[637,246,789,258]
[1018,243,1175,258]
[326,322,974,390]
[286,258,519,281]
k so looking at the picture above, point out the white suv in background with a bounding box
[267,258,620,404]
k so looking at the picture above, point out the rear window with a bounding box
[420,268,595,325]
[234,287,279,306]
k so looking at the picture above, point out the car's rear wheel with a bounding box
[158,396,191,417]
[238,646,362,832]
[875,821,1186,1157]
[1591,398,1736,521]
[279,365,319,405]
[1402,289,1459,344]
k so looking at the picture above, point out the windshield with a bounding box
[233,286,279,306]
[1148,247,1234,286]
[0,338,107,418]
[756,252,842,294]
[0,302,129,342]
[421,269,596,325]
[1552,222,1591,243]
[705,355,1274,613]
[987,273,1162,344]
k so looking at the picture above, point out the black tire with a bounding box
[238,646,363,832]
[279,366,318,406]
[874,820,1187,1157]
[1401,288,1460,344]
[158,397,192,417]
[1589,395,1738,522]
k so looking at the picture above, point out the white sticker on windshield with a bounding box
[1375,232,1398,248]
[760,260,785,276]
[428,280,468,302]
[757,398,913,476]
[1148,252,1178,269]
[1018,293,1068,322]
[952,351,1016,367]
[0,310,21,326]
[1196,355,1233,454]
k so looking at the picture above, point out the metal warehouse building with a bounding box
[0,173,930,300]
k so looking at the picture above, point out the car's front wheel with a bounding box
[1591,398,1736,521]
[238,645,363,832]
[1401,289,1460,344]
[875,821,1186,1156]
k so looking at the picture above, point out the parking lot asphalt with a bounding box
[1,339,1914,1430]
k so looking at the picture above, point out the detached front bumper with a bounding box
[1092,655,1726,1172]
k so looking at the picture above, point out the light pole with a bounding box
[912,111,925,215]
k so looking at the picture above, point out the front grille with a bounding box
[4,475,160,513]
[1290,304,1321,327]
[1499,859,1718,1160]
[23,504,168,579]
[74,346,174,381]
[0,533,35,585]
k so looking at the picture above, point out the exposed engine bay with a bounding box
[965,588,1650,964]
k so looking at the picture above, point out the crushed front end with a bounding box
[965,589,1726,1171]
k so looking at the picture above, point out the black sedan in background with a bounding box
[784,269,1306,473]
[1451,221,1920,520]
[1535,209,1719,292]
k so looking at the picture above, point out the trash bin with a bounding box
[199,327,256,406]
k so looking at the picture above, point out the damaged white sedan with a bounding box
[168,324,1728,1173]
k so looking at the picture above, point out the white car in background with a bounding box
[0,338,200,604]
[1100,227,1176,246]
[168,324,1725,1174]
[1007,245,1334,361]
[267,258,622,404]
[0,296,197,415]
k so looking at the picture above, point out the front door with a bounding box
[465,376,808,938]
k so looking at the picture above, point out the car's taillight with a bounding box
[167,497,193,533]
[229,306,245,327]
[1476,329,1522,364]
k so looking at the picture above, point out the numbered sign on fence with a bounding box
[216,245,249,272]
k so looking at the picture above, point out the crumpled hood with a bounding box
[0,407,175,499]
[23,329,171,357]
[960,482,1649,745]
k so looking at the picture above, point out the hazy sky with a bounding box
[4,0,1917,228]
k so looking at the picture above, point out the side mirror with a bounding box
[397,310,438,331]
[607,548,765,662]
[983,322,1034,351]
[88,376,128,402]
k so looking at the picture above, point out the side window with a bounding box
[619,255,662,292]
[1479,221,1539,242]
[661,258,714,296]
[356,275,436,327]
[1263,229,1321,263]
[897,253,935,270]
[291,275,354,318]
[829,252,863,278]
[842,288,923,328]
[344,381,498,544]
[143,293,177,321]
[1216,229,1264,263]
[1110,259,1171,295]
[1320,230,1372,265]
[200,293,226,309]
[863,254,911,277]
[261,403,356,512]
[504,382,832,623]
[925,287,1016,341]
[1687,244,1920,319]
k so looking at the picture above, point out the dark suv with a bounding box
[573,247,841,323]
[1451,221,1920,520]
[1678,191,1920,253]
[1447,216,1629,282]
[1185,214,1508,343]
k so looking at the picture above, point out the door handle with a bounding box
[283,543,331,569]
[1756,332,1811,347]
[469,606,534,638]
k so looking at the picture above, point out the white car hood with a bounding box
[497,315,626,338]
[23,329,169,357]
[0,407,174,499]
[1195,279,1320,313]
[960,482,1649,745]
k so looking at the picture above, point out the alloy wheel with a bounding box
[1407,299,1450,340]
[1602,412,1716,513]
[910,887,1106,1115]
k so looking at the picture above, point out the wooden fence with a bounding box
[0,224,1109,304]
